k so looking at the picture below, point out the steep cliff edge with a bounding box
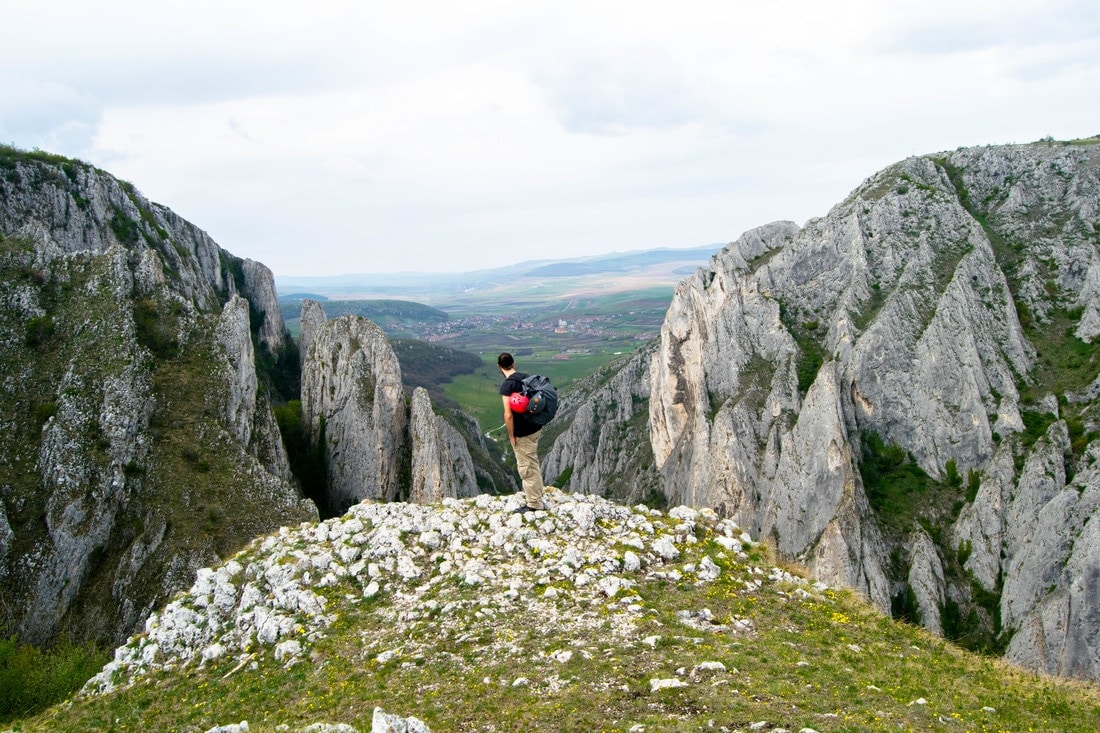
[0,147,316,648]
[551,139,1100,681]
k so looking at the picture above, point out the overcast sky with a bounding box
[3,1,1098,276]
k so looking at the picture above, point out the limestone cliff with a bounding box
[300,310,407,511]
[298,298,327,372]
[0,147,316,648]
[550,139,1100,682]
[409,387,480,503]
[298,301,487,514]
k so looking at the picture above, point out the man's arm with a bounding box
[502,394,516,445]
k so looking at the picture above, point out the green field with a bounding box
[443,351,624,438]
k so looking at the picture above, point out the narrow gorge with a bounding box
[2,139,1098,695]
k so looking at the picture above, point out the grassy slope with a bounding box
[13,493,1100,733]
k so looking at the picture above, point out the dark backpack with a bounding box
[518,374,558,426]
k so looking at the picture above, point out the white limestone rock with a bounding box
[239,258,286,354]
[371,707,431,733]
[299,299,328,371]
[300,315,407,510]
[907,529,946,635]
[409,387,479,504]
[1004,441,1100,680]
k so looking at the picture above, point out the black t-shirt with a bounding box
[500,371,540,437]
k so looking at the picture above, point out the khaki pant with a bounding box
[513,432,545,509]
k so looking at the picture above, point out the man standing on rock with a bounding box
[498,352,545,513]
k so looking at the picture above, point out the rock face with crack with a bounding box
[408,387,480,504]
[300,310,408,510]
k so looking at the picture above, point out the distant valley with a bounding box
[277,246,721,430]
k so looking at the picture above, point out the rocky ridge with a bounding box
[544,140,1100,682]
[83,490,816,731]
[543,344,660,504]
[408,387,479,503]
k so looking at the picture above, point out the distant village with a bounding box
[419,312,658,351]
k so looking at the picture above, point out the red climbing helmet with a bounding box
[509,392,530,412]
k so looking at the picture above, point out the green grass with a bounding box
[12,500,1100,733]
[858,431,940,530]
[1022,307,1100,399]
[443,363,506,434]
[0,637,107,724]
[443,352,623,437]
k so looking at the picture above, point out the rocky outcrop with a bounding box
[550,139,1100,681]
[0,147,316,648]
[83,490,794,716]
[409,387,479,503]
[240,258,286,354]
[908,529,946,635]
[1000,426,1100,679]
[0,510,12,565]
[298,301,487,512]
[300,310,407,511]
[215,296,263,450]
[299,298,327,371]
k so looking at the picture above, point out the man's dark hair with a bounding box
[497,352,514,369]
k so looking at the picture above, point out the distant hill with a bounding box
[274,245,722,306]
[278,297,446,321]
[278,291,329,301]
[389,338,483,407]
[522,246,720,277]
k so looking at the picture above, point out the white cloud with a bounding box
[0,74,100,155]
[3,1,1099,275]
